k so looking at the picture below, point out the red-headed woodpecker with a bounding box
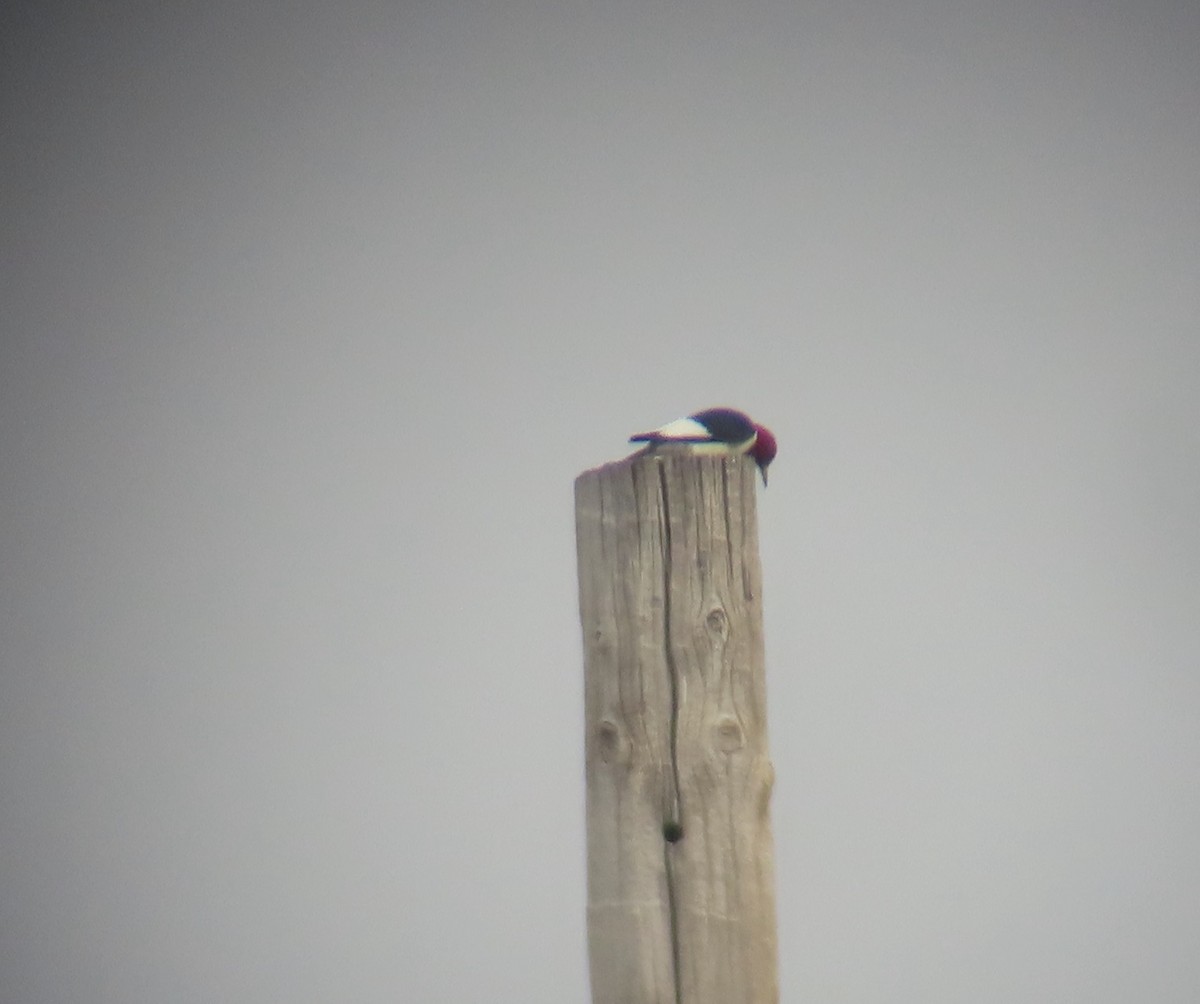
[629,407,777,486]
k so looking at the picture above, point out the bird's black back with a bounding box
[689,408,756,444]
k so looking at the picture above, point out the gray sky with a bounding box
[3,1,1199,1000]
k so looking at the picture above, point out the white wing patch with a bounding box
[647,417,714,441]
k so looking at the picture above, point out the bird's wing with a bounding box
[629,416,714,443]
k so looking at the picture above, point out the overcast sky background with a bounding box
[3,1,1199,1001]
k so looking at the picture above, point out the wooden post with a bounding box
[575,452,778,1004]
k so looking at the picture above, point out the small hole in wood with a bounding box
[662,821,684,843]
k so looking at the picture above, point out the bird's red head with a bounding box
[751,426,777,486]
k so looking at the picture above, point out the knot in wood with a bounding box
[705,607,729,637]
[714,714,745,752]
[594,719,621,763]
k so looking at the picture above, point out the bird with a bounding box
[629,407,777,486]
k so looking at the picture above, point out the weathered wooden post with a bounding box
[575,452,778,1004]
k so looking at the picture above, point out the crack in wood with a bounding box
[658,462,685,1004]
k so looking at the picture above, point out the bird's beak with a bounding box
[760,467,769,487]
